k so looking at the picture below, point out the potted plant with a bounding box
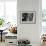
[0,18,5,27]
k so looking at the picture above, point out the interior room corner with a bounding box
[0,0,46,46]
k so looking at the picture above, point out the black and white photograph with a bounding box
[20,11,36,24]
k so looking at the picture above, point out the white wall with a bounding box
[17,0,42,46]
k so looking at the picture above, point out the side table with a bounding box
[0,30,3,42]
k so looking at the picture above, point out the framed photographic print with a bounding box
[20,11,36,24]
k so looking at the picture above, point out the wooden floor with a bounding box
[0,41,5,46]
[0,41,45,46]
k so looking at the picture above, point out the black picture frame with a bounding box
[20,11,36,24]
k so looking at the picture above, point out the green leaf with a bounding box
[0,18,5,27]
